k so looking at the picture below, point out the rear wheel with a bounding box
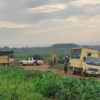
[72,68,76,75]
[81,72,88,77]
[72,70,76,75]
[7,63,10,66]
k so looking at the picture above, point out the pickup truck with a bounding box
[18,58,43,66]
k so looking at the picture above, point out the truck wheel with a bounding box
[7,63,10,66]
[81,72,85,76]
[82,72,88,77]
[85,73,88,77]
[72,70,76,75]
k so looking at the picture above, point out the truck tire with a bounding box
[7,63,10,66]
[72,70,76,75]
[81,72,88,77]
[72,68,76,75]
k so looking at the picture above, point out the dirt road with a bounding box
[23,64,83,78]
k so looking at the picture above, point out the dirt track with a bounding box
[23,64,83,78]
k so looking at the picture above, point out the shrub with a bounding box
[49,60,54,66]
[0,66,100,100]
[44,80,64,96]
[58,59,65,64]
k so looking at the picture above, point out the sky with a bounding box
[0,0,100,47]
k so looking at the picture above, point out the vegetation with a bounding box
[49,60,55,66]
[58,58,65,64]
[14,50,70,61]
[50,43,79,48]
[0,66,100,100]
[1,43,100,52]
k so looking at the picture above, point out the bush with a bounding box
[49,60,54,66]
[44,80,63,96]
[58,59,65,64]
[0,66,100,100]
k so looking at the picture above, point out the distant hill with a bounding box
[0,43,100,51]
[50,43,79,48]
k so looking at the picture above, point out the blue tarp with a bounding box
[96,49,100,51]
[77,54,81,57]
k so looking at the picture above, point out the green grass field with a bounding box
[0,66,100,100]
[14,50,70,61]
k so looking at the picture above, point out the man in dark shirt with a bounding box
[64,56,69,74]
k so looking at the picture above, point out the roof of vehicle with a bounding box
[72,48,99,51]
[0,51,14,55]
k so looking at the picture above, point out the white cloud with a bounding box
[28,4,67,13]
[29,26,66,34]
[29,14,100,34]
[0,0,100,47]
[0,21,38,29]
[55,16,80,23]
[70,0,100,6]
[54,15,100,26]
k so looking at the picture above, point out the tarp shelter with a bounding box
[0,51,14,65]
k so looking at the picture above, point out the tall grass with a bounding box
[0,66,100,100]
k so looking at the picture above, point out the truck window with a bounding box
[86,57,100,66]
[87,53,91,56]
[71,49,81,59]
[9,55,14,58]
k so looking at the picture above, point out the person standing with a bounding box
[52,54,57,64]
[64,56,69,74]
[54,56,57,64]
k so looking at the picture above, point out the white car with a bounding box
[18,58,35,66]
[18,58,43,66]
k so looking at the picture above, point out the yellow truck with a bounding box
[0,51,15,66]
[69,48,100,76]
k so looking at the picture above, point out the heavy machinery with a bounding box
[69,48,100,76]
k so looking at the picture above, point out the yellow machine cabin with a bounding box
[69,48,100,76]
[0,51,15,66]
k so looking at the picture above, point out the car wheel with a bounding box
[72,70,76,75]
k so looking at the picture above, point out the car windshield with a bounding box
[86,57,100,66]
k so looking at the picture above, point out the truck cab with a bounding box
[82,56,100,76]
[69,48,100,76]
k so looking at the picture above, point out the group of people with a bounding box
[52,54,70,74]
[33,55,43,65]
